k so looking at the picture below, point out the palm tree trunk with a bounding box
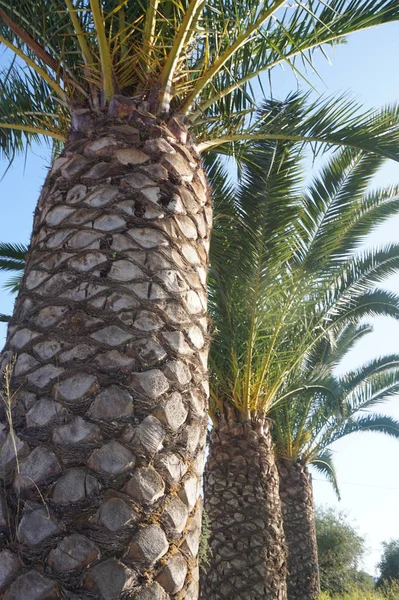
[201,413,287,600]
[277,458,320,600]
[0,99,210,599]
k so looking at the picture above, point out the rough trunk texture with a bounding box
[0,98,210,600]
[278,459,320,600]
[201,416,287,600]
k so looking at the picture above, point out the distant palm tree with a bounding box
[272,322,399,600]
[203,142,399,599]
[0,242,27,322]
[3,1,399,597]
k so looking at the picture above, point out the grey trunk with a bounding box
[201,415,288,600]
[278,458,320,600]
[0,99,210,600]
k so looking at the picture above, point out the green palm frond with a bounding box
[311,449,341,500]
[2,273,23,293]
[0,241,28,268]
[341,355,399,396]
[0,241,27,292]
[0,63,67,160]
[333,414,399,441]
[303,323,373,376]
[340,367,399,416]
[199,94,399,163]
[2,1,399,161]
[186,0,399,118]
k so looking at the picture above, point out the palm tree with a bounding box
[2,2,399,598]
[273,322,399,600]
[0,242,27,322]
[203,142,399,600]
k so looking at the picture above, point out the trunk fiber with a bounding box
[0,99,210,600]
[201,416,287,600]
[278,459,320,600]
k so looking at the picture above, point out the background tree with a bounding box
[377,540,399,587]
[3,1,399,598]
[316,506,366,596]
[203,140,399,600]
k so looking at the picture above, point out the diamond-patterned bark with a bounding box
[0,102,209,599]
[278,459,320,600]
[201,418,287,600]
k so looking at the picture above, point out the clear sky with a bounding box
[1,19,399,576]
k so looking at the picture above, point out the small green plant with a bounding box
[1,356,19,476]
[199,507,213,572]
[1,355,20,538]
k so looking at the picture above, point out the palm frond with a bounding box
[2,273,23,293]
[198,93,399,164]
[334,414,399,441]
[311,450,341,500]
[0,242,27,292]
[340,355,399,396]
[189,0,399,120]
[0,64,67,160]
[0,241,28,263]
[303,323,373,376]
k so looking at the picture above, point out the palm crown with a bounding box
[209,141,399,423]
[271,322,399,497]
[3,2,399,161]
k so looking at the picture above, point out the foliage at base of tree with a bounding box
[321,580,399,599]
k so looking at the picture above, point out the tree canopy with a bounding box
[3,2,399,162]
[209,142,399,424]
[378,540,399,587]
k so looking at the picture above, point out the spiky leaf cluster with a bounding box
[209,140,399,421]
[2,2,399,161]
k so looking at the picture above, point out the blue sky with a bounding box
[1,19,399,576]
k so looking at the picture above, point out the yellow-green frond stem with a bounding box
[0,122,66,141]
[158,0,204,114]
[180,0,287,115]
[64,0,95,67]
[89,0,115,103]
[118,5,128,61]
[142,0,160,73]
